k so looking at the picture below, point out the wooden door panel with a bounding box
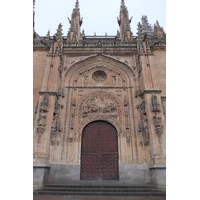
[81,121,119,180]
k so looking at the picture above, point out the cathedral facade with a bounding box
[33,0,166,187]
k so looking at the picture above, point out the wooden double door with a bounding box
[80,121,119,180]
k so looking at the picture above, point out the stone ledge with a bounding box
[33,162,51,168]
[149,163,166,169]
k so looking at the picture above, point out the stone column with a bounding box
[33,33,63,185]
[140,52,166,186]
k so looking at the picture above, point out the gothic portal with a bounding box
[33,0,166,187]
[81,121,119,181]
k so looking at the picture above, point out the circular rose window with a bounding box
[92,70,107,84]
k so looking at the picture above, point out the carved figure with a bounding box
[140,100,146,115]
[51,112,58,130]
[151,95,161,112]
[153,113,163,137]
[84,75,88,86]
[50,130,56,146]
[39,94,49,113]
[112,76,116,86]
[37,114,46,127]
[138,116,149,146]
[37,127,45,144]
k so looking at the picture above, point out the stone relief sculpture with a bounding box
[37,127,45,144]
[50,96,63,146]
[137,101,150,146]
[39,94,49,113]
[151,95,161,112]
[83,97,117,115]
[112,76,116,86]
[138,116,149,146]
[83,75,88,86]
[153,112,163,138]
[37,114,46,127]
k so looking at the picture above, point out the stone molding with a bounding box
[143,89,162,95]
[39,91,64,97]
[149,163,166,169]
[33,162,50,168]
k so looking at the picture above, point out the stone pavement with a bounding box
[33,195,166,200]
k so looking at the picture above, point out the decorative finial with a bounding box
[75,0,79,9]
[82,29,85,36]
[46,29,50,37]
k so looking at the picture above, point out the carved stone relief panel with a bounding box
[80,92,121,118]
[153,112,163,138]
[37,114,46,127]
[39,94,49,113]
[151,95,161,112]
[137,100,150,146]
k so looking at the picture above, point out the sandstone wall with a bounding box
[33,51,47,123]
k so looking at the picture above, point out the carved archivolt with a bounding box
[78,116,122,137]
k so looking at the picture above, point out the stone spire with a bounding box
[67,0,83,42]
[154,20,166,39]
[33,0,35,32]
[141,16,154,37]
[117,0,133,42]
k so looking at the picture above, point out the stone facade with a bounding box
[33,0,166,187]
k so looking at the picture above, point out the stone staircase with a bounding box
[34,184,166,197]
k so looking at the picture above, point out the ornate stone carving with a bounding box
[138,116,149,146]
[82,97,117,115]
[50,130,57,146]
[37,114,46,127]
[137,100,149,146]
[39,94,49,113]
[140,100,146,115]
[92,70,107,84]
[37,127,45,144]
[153,112,163,137]
[83,75,88,86]
[135,89,143,97]
[112,75,116,86]
[151,95,161,112]
[124,96,128,107]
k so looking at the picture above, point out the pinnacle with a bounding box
[121,0,126,7]
[75,0,79,9]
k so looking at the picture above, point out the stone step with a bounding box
[34,190,165,196]
[43,184,157,188]
[34,185,166,196]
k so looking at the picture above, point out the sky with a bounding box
[34,0,166,36]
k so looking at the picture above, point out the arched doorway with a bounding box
[80,121,119,181]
